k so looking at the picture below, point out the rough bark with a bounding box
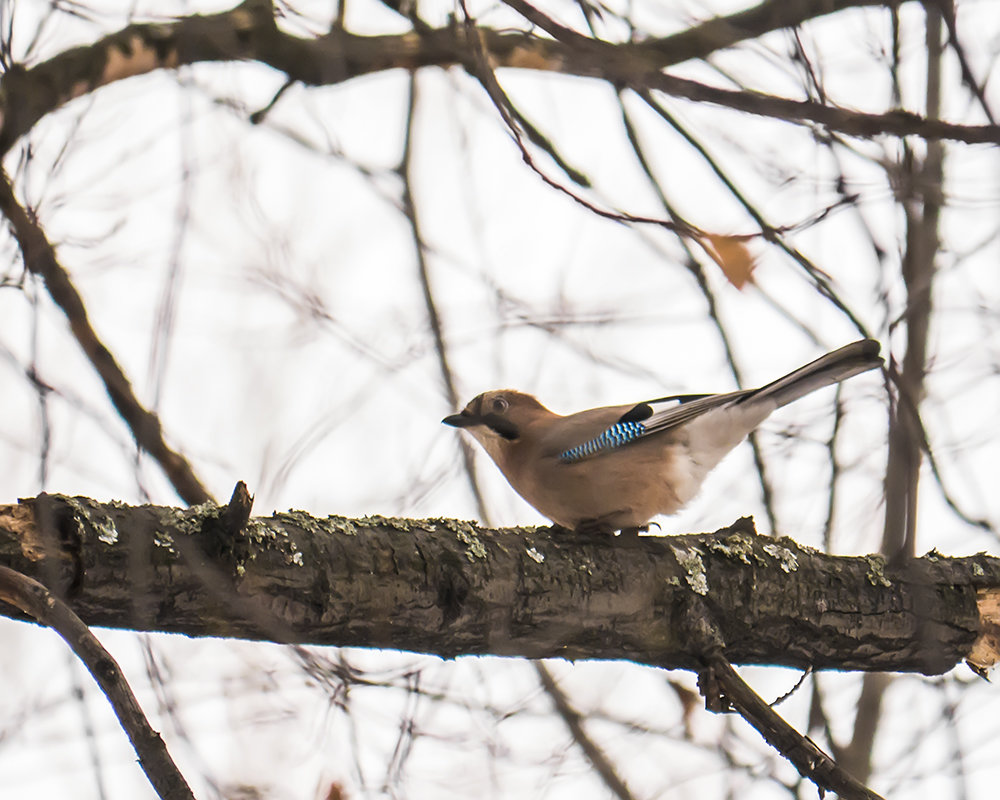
[0,494,988,674]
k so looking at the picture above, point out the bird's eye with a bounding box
[491,396,509,414]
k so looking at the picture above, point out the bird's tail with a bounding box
[745,339,883,409]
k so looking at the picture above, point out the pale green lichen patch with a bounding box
[525,546,545,563]
[457,529,487,561]
[324,516,361,536]
[506,524,543,536]
[430,519,488,560]
[62,496,118,546]
[782,537,818,555]
[235,520,300,569]
[429,518,478,534]
[186,501,219,517]
[244,519,271,544]
[155,503,214,538]
[254,513,319,566]
[670,545,709,595]
[864,554,892,587]
[325,514,487,535]
[704,532,760,565]
[153,530,176,553]
[62,496,124,547]
[95,516,119,545]
[762,543,798,572]
[361,514,416,532]
[58,496,89,539]
[270,511,325,539]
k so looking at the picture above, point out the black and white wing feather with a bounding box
[557,391,747,463]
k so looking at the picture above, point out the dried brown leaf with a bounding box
[698,233,757,290]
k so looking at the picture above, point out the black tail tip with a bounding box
[860,338,881,355]
[858,338,883,365]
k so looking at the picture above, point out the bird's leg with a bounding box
[548,522,615,542]
[623,521,660,538]
[572,512,634,538]
[570,519,616,538]
[546,523,575,536]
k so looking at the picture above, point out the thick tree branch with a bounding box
[2,0,997,158]
[634,0,891,64]
[638,72,999,144]
[0,494,991,674]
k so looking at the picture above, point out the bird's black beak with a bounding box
[442,411,478,428]
[443,409,519,440]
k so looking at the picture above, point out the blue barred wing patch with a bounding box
[558,420,647,463]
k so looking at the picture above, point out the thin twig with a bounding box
[0,170,213,506]
[820,385,847,552]
[639,71,999,144]
[881,5,944,563]
[535,662,637,800]
[938,2,996,125]
[397,72,491,523]
[635,88,873,337]
[615,91,779,534]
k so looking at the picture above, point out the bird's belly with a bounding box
[516,444,701,530]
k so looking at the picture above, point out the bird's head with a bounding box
[443,390,551,462]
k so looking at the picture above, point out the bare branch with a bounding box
[0,565,195,800]
[0,495,987,674]
[882,5,944,563]
[638,72,1000,145]
[699,651,884,800]
[615,93,780,532]
[535,663,636,800]
[0,170,213,506]
[398,72,491,523]
[3,0,996,158]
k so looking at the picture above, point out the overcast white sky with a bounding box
[0,0,999,797]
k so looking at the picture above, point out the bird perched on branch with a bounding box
[443,339,882,535]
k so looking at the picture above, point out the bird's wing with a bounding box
[551,340,882,465]
[555,391,749,463]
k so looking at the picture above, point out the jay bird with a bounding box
[443,339,882,534]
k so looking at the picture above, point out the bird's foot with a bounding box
[545,519,613,540]
[547,523,575,536]
[566,515,650,539]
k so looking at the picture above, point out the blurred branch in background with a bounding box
[0,170,212,505]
